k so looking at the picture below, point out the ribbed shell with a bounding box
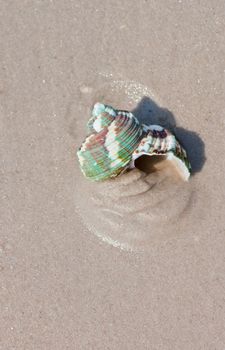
[132,125,191,174]
[77,103,144,181]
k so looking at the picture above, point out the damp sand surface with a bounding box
[1,1,225,349]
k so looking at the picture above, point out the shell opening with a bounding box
[134,154,190,181]
[134,154,168,174]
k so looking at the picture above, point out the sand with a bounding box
[1,1,225,349]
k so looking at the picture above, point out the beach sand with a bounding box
[1,1,225,349]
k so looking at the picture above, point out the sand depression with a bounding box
[72,77,198,251]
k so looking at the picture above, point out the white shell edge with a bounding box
[129,151,190,181]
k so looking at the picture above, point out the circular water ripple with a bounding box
[73,75,194,251]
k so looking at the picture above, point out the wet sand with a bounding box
[1,1,225,349]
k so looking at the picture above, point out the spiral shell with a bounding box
[77,103,144,181]
[77,103,191,182]
[131,125,191,181]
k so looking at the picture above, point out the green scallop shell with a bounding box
[77,103,144,181]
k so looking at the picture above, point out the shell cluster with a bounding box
[77,103,191,181]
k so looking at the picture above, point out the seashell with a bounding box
[77,103,144,181]
[130,125,191,181]
[77,103,191,182]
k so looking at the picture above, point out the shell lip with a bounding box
[130,151,190,181]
